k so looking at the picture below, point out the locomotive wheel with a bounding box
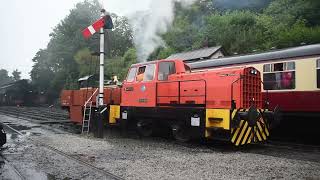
[136,120,153,137]
[172,124,190,142]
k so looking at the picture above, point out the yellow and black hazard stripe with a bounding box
[230,109,270,146]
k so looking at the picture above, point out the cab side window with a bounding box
[126,67,137,82]
[158,62,176,81]
[317,59,320,88]
[144,64,156,81]
[263,61,295,90]
[136,66,146,82]
[136,64,156,82]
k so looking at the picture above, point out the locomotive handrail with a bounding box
[84,88,99,107]
[231,75,244,109]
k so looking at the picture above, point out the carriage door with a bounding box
[122,63,157,107]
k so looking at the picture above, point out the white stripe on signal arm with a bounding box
[88,25,96,34]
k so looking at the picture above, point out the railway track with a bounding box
[1,106,319,156]
[0,106,68,122]
[0,106,81,137]
[2,122,124,180]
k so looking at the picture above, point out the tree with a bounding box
[30,0,133,101]
[74,48,98,77]
[12,69,21,81]
[0,69,13,86]
[105,48,137,81]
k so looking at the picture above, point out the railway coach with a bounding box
[61,59,278,146]
[189,44,320,142]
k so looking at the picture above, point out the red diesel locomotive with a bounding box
[61,59,277,146]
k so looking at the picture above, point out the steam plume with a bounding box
[129,0,197,62]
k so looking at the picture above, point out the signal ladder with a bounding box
[82,88,98,134]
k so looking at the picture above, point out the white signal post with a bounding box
[98,9,106,106]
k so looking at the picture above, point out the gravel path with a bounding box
[1,114,320,180]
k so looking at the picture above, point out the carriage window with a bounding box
[263,64,271,72]
[317,59,320,88]
[286,61,295,70]
[158,62,176,81]
[126,67,137,82]
[263,62,295,90]
[274,63,283,71]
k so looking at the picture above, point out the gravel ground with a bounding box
[1,114,320,180]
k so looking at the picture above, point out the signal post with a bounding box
[82,9,113,138]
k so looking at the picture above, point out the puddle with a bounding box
[8,133,19,140]
[31,126,41,128]
[31,132,41,136]
[0,158,65,180]
[1,122,11,124]
[24,168,52,180]
[0,157,23,180]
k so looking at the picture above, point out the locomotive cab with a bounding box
[121,60,189,107]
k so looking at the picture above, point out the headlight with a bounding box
[250,69,258,75]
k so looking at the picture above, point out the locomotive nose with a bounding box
[231,106,270,146]
[238,106,260,127]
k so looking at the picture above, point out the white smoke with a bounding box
[129,0,197,62]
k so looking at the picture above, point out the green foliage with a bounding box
[107,15,133,57]
[157,47,176,60]
[0,69,13,86]
[105,48,137,81]
[74,48,98,77]
[204,10,264,54]
[12,69,21,81]
[159,0,320,56]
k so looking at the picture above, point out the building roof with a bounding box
[78,75,94,82]
[0,84,15,90]
[0,80,28,94]
[166,46,222,61]
[189,44,320,69]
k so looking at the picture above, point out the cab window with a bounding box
[263,61,295,90]
[317,59,320,88]
[126,67,137,82]
[158,62,176,81]
[136,64,156,82]
[184,64,191,73]
[144,64,156,81]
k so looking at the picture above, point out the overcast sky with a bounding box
[0,0,151,79]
